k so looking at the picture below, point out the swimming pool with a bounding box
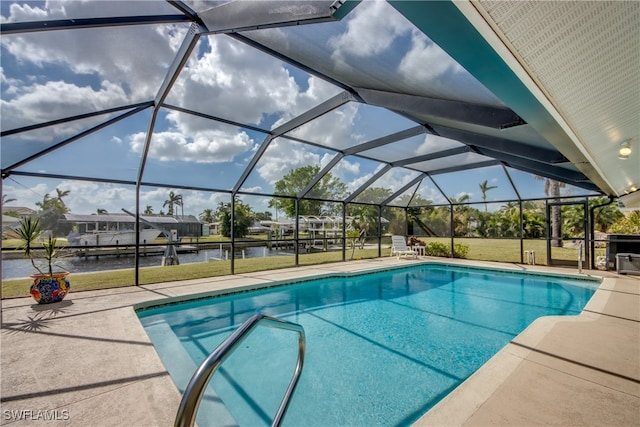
[137,263,599,426]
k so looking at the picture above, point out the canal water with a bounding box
[1,246,292,280]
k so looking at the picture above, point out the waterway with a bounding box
[1,246,292,280]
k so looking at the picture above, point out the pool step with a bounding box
[143,321,237,426]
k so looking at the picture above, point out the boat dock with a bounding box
[74,245,198,259]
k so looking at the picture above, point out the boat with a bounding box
[68,228,162,247]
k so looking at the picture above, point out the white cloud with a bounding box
[129,128,254,163]
[256,139,322,185]
[58,181,135,214]
[2,181,50,209]
[1,80,128,136]
[0,66,20,88]
[346,163,388,193]
[152,35,341,164]
[2,25,183,102]
[415,185,447,205]
[287,102,361,149]
[180,191,228,216]
[1,1,346,176]
[319,153,335,169]
[299,76,342,114]
[239,186,263,194]
[398,30,503,105]
[168,36,303,127]
[0,2,49,23]
[414,134,464,155]
[398,30,464,84]
[328,157,361,184]
[373,168,420,191]
[1,2,186,132]
[329,0,409,61]
[3,178,136,215]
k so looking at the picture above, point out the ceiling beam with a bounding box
[162,104,269,135]
[137,23,204,186]
[272,91,354,136]
[429,124,568,164]
[357,88,525,129]
[4,105,150,173]
[233,91,353,193]
[231,34,357,95]
[297,154,345,199]
[345,165,392,203]
[232,135,275,194]
[1,102,154,137]
[501,163,601,193]
[428,160,500,176]
[199,0,360,34]
[344,125,425,155]
[473,146,590,183]
[380,173,426,206]
[166,1,203,23]
[0,15,190,35]
[392,146,471,167]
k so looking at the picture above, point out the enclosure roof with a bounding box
[1,1,638,210]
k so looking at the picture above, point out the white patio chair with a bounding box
[390,235,418,259]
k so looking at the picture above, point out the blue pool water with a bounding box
[137,264,599,427]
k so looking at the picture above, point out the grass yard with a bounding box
[422,237,601,264]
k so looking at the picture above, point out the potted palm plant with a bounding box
[17,216,71,304]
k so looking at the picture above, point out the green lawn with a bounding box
[2,238,603,299]
[422,237,599,264]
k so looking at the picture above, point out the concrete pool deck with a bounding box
[1,257,639,426]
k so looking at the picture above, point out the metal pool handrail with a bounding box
[174,313,306,427]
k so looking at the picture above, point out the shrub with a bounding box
[423,241,469,259]
[424,242,450,257]
[609,211,640,234]
[453,243,469,258]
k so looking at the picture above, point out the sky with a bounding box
[0,0,597,218]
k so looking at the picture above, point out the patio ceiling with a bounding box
[1,0,638,210]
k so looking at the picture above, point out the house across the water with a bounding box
[62,213,203,239]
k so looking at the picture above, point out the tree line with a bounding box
[2,166,637,240]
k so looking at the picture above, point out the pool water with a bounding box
[137,264,599,427]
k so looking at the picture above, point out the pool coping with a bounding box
[413,269,640,426]
[133,259,602,313]
[1,257,638,426]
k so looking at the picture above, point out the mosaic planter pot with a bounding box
[30,272,71,304]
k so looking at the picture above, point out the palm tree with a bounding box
[451,194,472,237]
[35,193,52,211]
[34,189,71,235]
[96,208,108,214]
[55,188,70,207]
[590,197,623,232]
[563,204,586,238]
[479,180,497,212]
[500,201,521,237]
[199,208,215,223]
[177,195,184,217]
[163,191,183,216]
[2,194,16,207]
[534,176,566,247]
[143,205,154,215]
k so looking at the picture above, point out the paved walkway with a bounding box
[1,258,638,426]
